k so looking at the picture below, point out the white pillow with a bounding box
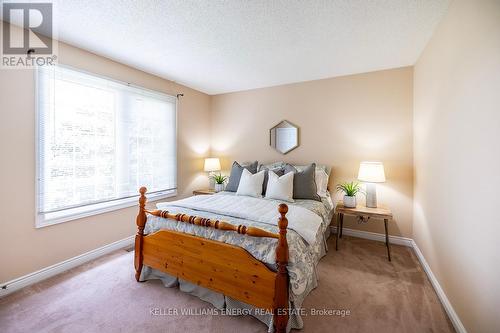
[265,171,294,202]
[315,169,329,197]
[236,169,266,198]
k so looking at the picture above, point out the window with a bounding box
[36,65,177,227]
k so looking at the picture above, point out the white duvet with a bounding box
[156,194,322,244]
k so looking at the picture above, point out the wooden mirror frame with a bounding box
[269,120,300,154]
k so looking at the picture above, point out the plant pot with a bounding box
[343,195,356,208]
[214,183,224,193]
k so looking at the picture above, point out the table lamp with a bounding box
[204,158,221,189]
[358,161,386,208]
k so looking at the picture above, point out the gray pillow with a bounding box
[262,167,285,195]
[293,164,331,177]
[225,161,258,192]
[284,163,321,201]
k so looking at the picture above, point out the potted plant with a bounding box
[211,173,228,192]
[336,181,363,208]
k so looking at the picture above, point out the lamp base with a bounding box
[365,183,378,208]
[208,171,215,190]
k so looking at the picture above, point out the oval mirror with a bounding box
[270,120,299,154]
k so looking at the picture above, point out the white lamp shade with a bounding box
[204,158,221,172]
[358,161,386,183]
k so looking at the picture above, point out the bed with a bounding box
[134,182,334,332]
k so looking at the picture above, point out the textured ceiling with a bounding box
[28,0,451,94]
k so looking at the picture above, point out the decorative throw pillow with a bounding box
[261,167,285,195]
[294,164,331,196]
[225,161,258,192]
[293,164,331,177]
[315,169,329,197]
[236,169,266,198]
[258,161,285,172]
[284,163,321,201]
[265,171,294,202]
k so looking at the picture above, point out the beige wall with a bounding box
[211,67,414,237]
[413,0,500,332]
[0,39,211,282]
[4,6,498,331]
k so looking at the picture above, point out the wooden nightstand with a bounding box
[192,189,216,196]
[335,202,393,261]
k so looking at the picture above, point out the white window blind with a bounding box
[36,65,177,226]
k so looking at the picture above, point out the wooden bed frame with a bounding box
[134,187,290,332]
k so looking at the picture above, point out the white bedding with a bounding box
[156,194,323,245]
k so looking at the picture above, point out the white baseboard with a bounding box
[411,240,467,333]
[330,226,413,247]
[1,229,467,333]
[330,226,466,333]
[0,235,134,298]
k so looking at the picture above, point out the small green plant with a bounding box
[336,181,363,197]
[210,173,228,184]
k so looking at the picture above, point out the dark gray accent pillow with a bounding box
[284,163,321,201]
[225,161,258,192]
[262,168,285,195]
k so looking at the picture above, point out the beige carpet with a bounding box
[0,236,455,333]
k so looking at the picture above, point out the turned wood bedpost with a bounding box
[134,187,147,282]
[274,203,289,333]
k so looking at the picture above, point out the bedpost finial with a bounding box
[278,203,288,216]
[138,187,147,212]
[278,204,288,231]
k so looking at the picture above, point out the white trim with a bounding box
[411,240,467,333]
[330,226,466,333]
[0,227,467,333]
[36,190,176,228]
[330,226,413,247]
[0,235,134,298]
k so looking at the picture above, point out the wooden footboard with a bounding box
[134,187,289,333]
